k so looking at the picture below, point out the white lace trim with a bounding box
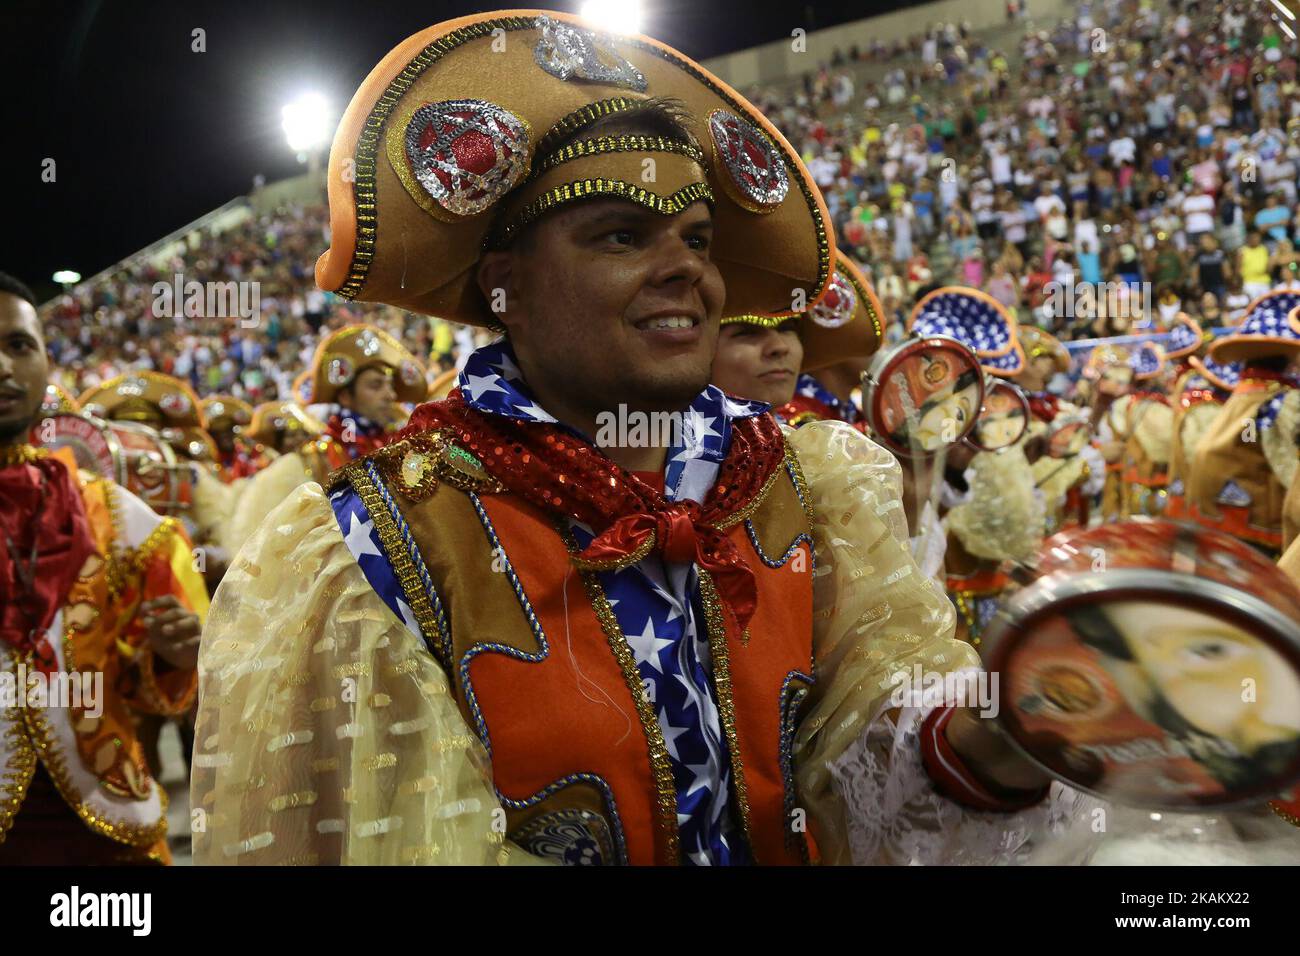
[826,692,1101,865]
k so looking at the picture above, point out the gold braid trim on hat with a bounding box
[535,96,648,157]
[721,314,791,327]
[839,260,883,344]
[531,134,706,178]
[489,179,714,249]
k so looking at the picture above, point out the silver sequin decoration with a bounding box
[533,15,647,92]
[404,100,531,217]
[809,269,857,328]
[708,109,789,210]
[326,356,354,387]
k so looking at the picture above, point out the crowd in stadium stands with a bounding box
[38,0,1300,400]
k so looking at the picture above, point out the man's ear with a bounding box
[477,250,521,330]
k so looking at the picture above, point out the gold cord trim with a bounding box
[0,655,38,843]
[1269,800,1300,828]
[571,532,656,572]
[535,96,644,158]
[561,526,680,863]
[0,444,44,466]
[842,263,883,344]
[340,461,448,667]
[532,134,705,177]
[697,569,754,857]
[490,180,714,250]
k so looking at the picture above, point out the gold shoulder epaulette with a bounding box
[330,430,502,501]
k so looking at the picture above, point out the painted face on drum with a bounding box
[1105,602,1300,756]
[915,383,979,451]
[339,366,399,425]
[0,291,48,444]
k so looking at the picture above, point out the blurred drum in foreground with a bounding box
[985,519,1300,811]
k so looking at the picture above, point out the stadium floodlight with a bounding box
[52,270,81,286]
[578,0,644,35]
[1270,0,1296,22]
[281,93,332,154]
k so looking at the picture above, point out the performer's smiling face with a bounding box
[0,290,48,444]
[479,198,724,422]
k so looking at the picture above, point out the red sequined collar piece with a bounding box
[399,392,788,633]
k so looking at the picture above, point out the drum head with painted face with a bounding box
[864,336,985,456]
[967,381,1029,451]
[985,520,1300,809]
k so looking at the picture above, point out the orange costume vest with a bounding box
[332,431,818,865]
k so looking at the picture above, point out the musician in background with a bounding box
[0,271,206,864]
[200,395,274,481]
[224,324,426,557]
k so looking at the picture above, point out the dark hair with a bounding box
[0,272,37,309]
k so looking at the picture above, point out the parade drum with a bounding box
[30,412,121,481]
[1047,418,1093,458]
[862,335,985,457]
[966,381,1030,452]
[984,520,1300,810]
[117,421,193,516]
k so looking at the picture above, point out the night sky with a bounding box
[3,0,916,301]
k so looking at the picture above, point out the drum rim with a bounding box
[965,379,1030,452]
[33,411,123,482]
[862,334,986,458]
[984,568,1300,810]
[1047,417,1093,458]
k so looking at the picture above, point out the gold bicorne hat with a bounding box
[80,371,207,429]
[314,11,832,326]
[310,324,429,406]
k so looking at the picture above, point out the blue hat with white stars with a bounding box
[907,286,1023,377]
[908,287,1019,358]
[1189,353,1241,391]
[1163,313,1203,360]
[1208,291,1300,364]
[1130,342,1166,381]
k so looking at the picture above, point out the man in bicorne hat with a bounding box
[193,12,1066,867]
[223,324,426,556]
[200,394,274,481]
[710,250,883,425]
[1186,291,1300,555]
